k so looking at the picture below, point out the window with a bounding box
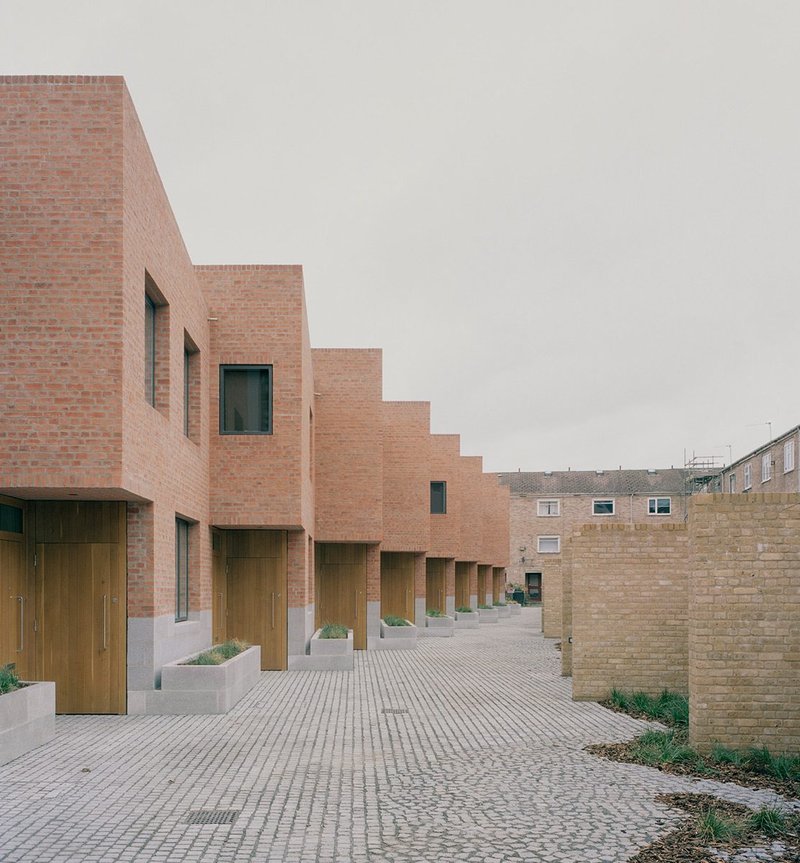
[183,333,200,442]
[743,463,752,490]
[537,536,560,553]
[592,499,615,516]
[0,502,23,534]
[729,474,736,494]
[784,440,795,473]
[537,499,560,516]
[175,518,190,622]
[430,481,447,514]
[761,452,772,483]
[220,365,273,434]
[648,497,671,515]
[145,295,156,406]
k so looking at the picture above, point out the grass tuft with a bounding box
[697,807,742,842]
[478,603,493,610]
[0,664,21,695]
[606,688,689,727]
[426,609,445,618]
[318,623,349,639]
[455,606,473,613]
[184,640,249,666]
[749,807,787,836]
[383,615,410,626]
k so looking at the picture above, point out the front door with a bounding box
[225,530,287,671]
[34,501,126,714]
[455,562,469,610]
[477,565,490,606]
[0,497,32,679]
[316,543,367,649]
[380,551,414,622]
[425,558,446,614]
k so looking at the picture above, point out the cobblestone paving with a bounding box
[0,609,791,862]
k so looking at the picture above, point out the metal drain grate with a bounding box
[382,708,409,715]
[186,809,240,825]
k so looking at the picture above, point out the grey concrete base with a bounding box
[367,600,381,642]
[288,603,316,659]
[508,603,522,616]
[423,616,455,637]
[479,607,499,623]
[455,611,479,629]
[0,682,55,766]
[128,645,261,715]
[414,597,426,628]
[304,629,354,670]
[445,595,455,616]
[469,593,478,612]
[496,605,511,619]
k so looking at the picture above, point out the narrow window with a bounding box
[145,295,156,406]
[537,499,560,516]
[430,481,447,514]
[175,518,190,622]
[220,365,272,434]
[743,463,752,490]
[183,348,190,436]
[761,452,772,483]
[183,333,200,442]
[729,474,736,494]
[785,440,795,473]
[592,499,615,516]
[537,536,560,553]
[648,497,671,515]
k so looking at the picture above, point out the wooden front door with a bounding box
[225,530,287,671]
[211,529,227,647]
[0,497,32,679]
[316,543,367,649]
[492,570,503,604]
[455,562,470,610]
[425,558,446,614]
[34,502,126,714]
[380,552,414,622]
[478,565,490,606]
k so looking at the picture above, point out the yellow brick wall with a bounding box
[689,494,800,754]
[569,523,689,700]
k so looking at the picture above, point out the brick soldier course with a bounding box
[0,609,790,863]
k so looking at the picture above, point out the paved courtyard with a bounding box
[0,608,789,863]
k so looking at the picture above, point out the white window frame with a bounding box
[761,452,772,483]
[592,498,615,516]
[784,440,795,474]
[743,463,752,490]
[729,473,736,494]
[647,497,671,516]
[537,535,560,554]
[537,499,560,517]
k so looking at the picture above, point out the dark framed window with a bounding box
[219,365,273,434]
[175,518,190,622]
[430,481,447,514]
[0,502,23,534]
[592,499,615,516]
[648,497,671,515]
[145,295,156,406]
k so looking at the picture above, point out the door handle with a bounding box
[102,594,108,651]
[354,591,358,621]
[271,592,275,630]
[16,596,24,652]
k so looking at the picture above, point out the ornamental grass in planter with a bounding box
[493,601,511,619]
[424,609,454,637]
[0,664,56,766]
[310,623,354,669]
[183,638,249,665]
[455,606,479,629]
[478,604,499,622]
[379,615,418,648]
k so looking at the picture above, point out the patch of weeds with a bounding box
[383,615,410,626]
[746,747,800,782]
[318,623,349,639]
[0,664,21,695]
[455,606,473,614]
[697,807,742,842]
[492,601,506,607]
[477,604,493,610]
[604,688,689,727]
[184,640,249,666]
[631,729,695,767]
[426,609,445,618]
[710,744,745,767]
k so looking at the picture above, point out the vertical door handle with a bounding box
[354,591,358,621]
[102,594,108,651]
[271,592,275,630]
[16,596,24,652]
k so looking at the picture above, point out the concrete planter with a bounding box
[379,620,418,650]
[507,603,522,616]
[308,629,354,670]
[495,604,511,619]
[478,607,499,623]
[145,645,262,715]
[0,681,56,766]
[424,615,455,637]
[455,611,479,629]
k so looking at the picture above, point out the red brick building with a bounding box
[0,76,509,714]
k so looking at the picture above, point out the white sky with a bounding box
[2,1,798,472]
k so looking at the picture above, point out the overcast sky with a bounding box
[2,2,798,472]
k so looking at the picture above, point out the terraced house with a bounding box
[0,76,509,715]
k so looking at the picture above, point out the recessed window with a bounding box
[648,497,671,515]
[743,463,752,490]
[183,333,200,442]
[145,295,156,406]
[592,499,615,516]
[729,474,736,494]
[430,481,447,514]
[220,365,273,434]
[785,440,795,473]
[761,452,772,483]
[0,502,23,534]
[175,518,190,623]
[537,536,560,553]
[537,499,560,516]
[144,272,170,414]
